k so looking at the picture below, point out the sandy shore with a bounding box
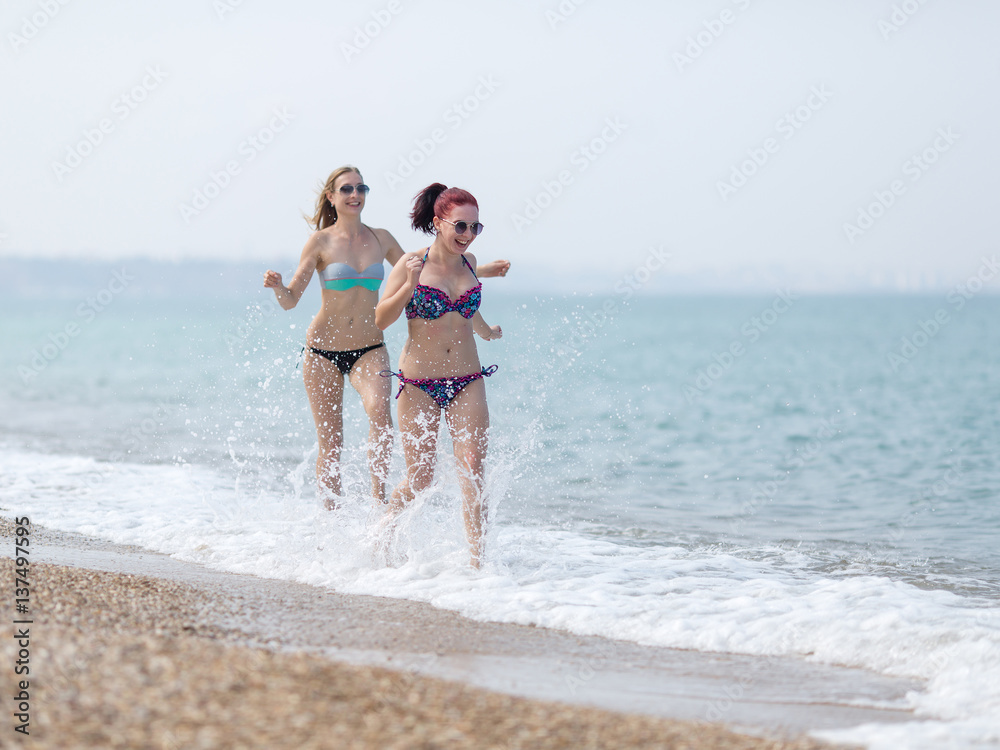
[0,521,892,749]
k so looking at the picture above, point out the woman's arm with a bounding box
[378,230,506,276]
[464,256,502,338]
[476,258,510,278]
[263,234,322,310]
[472,310,502,341]
[375,228,406,267]
[375,252,423,330]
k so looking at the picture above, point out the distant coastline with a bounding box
[3,255,996,298]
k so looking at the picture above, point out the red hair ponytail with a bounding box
[410,183,479,234]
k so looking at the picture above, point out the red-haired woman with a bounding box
[264,167,508,508]
[375,183,502,567]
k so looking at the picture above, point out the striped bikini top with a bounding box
[405,252,481,320]
[317,225,385,291]
[318,261,384,291]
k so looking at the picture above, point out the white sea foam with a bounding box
[3,448,998,749]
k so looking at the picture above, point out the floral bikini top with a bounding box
[405,251,481,320]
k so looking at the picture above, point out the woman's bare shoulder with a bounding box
[369,226,404,250]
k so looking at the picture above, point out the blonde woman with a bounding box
[264,167,508,507]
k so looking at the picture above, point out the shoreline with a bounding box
[3,521,920,748]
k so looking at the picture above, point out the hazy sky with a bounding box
[3,0,999,292]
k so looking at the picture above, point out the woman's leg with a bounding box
[348,346,394,503]
[389,384,441,513]
[445,378,490,567]
[302,350,345,508]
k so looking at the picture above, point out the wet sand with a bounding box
[1,521,918,748]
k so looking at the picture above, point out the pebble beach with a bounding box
[0,520,856,750]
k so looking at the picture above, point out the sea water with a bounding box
[1,279,998,749]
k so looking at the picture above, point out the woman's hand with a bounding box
[472,311,501,341]
[265,268,299,309]
[376,252,424,330]
[404,255,424,287]
[478,259,510,278]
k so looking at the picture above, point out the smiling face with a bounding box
[434,204,480,255]
[327,171,366,218]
